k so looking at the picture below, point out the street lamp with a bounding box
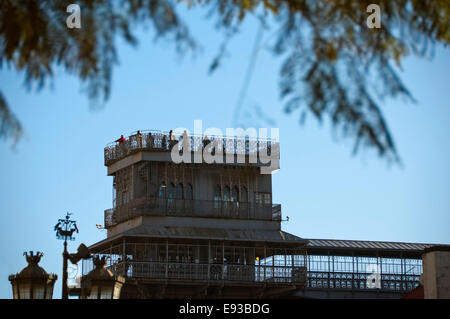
[9,251,57,299]
[81,256,125,299]
[54,212,79,299]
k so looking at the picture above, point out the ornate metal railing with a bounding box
[103,261,307,284]
[104,130,278,165]
[83,243,307,287]
[105,197,281,228]
[307,271,420,292]
[305,254,422,293]
[82,258,420,292]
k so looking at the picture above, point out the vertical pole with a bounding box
[264,245,267,281]
[291,251,294,283]
[352,253,355,290]
[166,239,169,279]
[356,256,359,289]
[328,252,334,288]
[272,253,275,279]
[122,239,126,277]
[303,250,306,283]
[307,253,310,273]
[222,241,225,281]
[133,242,136,278]
[379,254,383,290]
[109,245,113,275]
[62,240,68,299]
[377,252,381,290]
[327,251,330,289]
[208,241,211,281]
[400,253,404,292]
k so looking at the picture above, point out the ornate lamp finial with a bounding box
[93,255,108,268]
[54,212,79,242]
[24,251,43,265]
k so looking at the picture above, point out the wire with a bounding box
[232,21,265,127]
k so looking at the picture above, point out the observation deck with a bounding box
[104,130,279,168]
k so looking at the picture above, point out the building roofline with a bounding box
[305,238,450,258]
[88,231,308,252]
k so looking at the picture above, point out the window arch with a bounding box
[112,178,117,208]
[158,182,167,198]
[176,183,184,199]
[168,183,175,199]
[185,184,193,200]
[223,186,231,202]
[214,185,221,201]
[241,186,248,202]
[232,186,239,202]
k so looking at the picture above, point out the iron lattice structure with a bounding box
[104,130,277,166]
[82,241,422,296]
[104,197,282,228]
[92,129,450,298]
[83,242,307,285]
[306,254,421,292]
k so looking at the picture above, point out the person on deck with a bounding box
[115,135,127,155]
[115,135,127,143]
[135,130,143,148]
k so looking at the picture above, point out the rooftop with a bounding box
[104,130,278,166]
[306,238,450,258]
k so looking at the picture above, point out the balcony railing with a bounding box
[307,271,420,292]
[104,130,278,165]
[83,242,307,286]
[105,197,281,228]
[98,261,307,284]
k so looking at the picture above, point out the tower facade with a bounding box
[86,130,307,298]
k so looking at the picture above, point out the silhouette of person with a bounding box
[115,135,126,143]
[115,135,127,155]
[169,130,178,149]
[136,130,143,148]
[147,132,154,149]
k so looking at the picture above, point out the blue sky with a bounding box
[0,6,449,299]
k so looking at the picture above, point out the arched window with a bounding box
[167,183,175,208]
[232,186,239,202]
[176,183,184,199]
[214,185,221,201]
[112,178,117,208]
[158,183,167,198]
[223,186,231,202]
[241,186,248,202]
[168,183,175,199]
[186,184,193,200]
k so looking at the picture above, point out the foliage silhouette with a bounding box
[1,0,449,160]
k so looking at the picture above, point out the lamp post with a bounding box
[54,212,79,299]
[9,251,57,299]
[81,256,125,299]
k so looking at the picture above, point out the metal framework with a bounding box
[83,242,307,285]
[98,131,433,298]
[105,197,282,228]
[104,130,277,165]
[82,241,422,294]
[306,254,421,292]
